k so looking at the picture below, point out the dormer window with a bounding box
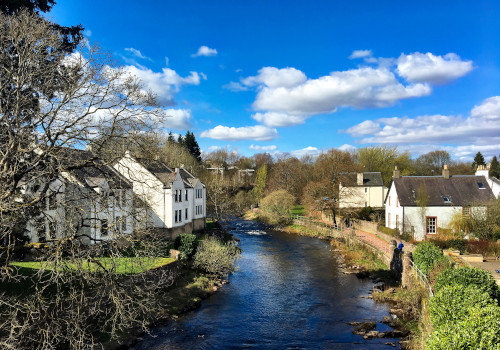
[477,182,485,189]
[443,196,451,204]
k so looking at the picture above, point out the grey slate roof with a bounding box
[342,172,384,187]
[136,158,176,186]
[58,148,132,189]
[393,176,495,207]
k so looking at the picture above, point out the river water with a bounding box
[134,218,399,349]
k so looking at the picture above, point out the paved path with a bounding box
[353,229,391,256]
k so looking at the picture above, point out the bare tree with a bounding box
[0,11,177,349]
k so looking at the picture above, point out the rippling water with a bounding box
[133,219,399,349]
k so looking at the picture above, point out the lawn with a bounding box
[11,257,175,275]
[290,205,305,216]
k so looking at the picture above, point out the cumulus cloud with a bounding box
[251,112,309,127]
[191,45,218,57]
[242,67,307,88]
[200,125,278,141]
[290,146,322,158]
[249,144,277,151]
[345,96,500,158]
[125,47,151,61]
[124,65,202,106]
[338,144,357,152]
[252,67,431,115]
[349,50,373,59]
[162,108,193,129]
[396,52,473,84]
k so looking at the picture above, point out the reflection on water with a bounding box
[133,218,399,349]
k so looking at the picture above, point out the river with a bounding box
[133,218,399,349]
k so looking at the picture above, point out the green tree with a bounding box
[490,156,500,179]
[252,164,267,205]
[177,134,184,145]
[184,131,202,162]
[473,152,486,168]
[167,131,175,143]
[260,190,295,224]
[357,145,412,185]
[415,150,451,175]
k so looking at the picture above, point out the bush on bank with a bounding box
[193,237,240,278]
[433,265,499,301]
[412,241,448,276]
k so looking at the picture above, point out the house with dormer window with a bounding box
[114,151,206,239]
[385,165,495,241]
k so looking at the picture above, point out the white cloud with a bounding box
[345,96,500,159]
[249,144,277,151]
[124,65,202,106]
[200,125,278,141]
[162,109,193,129]
[338,144,357,152]
[396,52,473,84]
[222,81,248,92]
[125,47,151,61]
[251,112,309,127]
[252,67,431,115]
[349,50,373,59]
[290,146,322,159]
[242,67,307,88]
[192,45,218,57]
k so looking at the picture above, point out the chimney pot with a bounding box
[443,164,450,179]
[393,166,400,179]
[357,173,364,186]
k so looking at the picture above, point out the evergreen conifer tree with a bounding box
[167,131,175,143]
[472,152,486,169]
[184,131,202,163]
[490,156,500,179]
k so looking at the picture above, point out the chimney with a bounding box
[357,173,364,186]
[442,164,450,179]
[124,150,131,158]
[393,166,400,179]
[475,164,489,178]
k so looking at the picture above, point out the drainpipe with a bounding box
[403,206,405,237]
[164,188,166,228]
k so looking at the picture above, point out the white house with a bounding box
[114,151,206,239]
[339,172,387,208]
[475,165,500,199]
[385,165,495,241]
[26,149,134,244]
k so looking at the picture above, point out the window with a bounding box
[196,189,203,199]
[179,191,182,202]
[179,210,182,222]
[477,182,485,189]
[175,190,178,202]
[101,219,109,236]
[426,217,437,234]
[185,208,188,220]
[185,190,188,201]
[175,210,178,223]
[365,188,367,193]
[463,207,471,216]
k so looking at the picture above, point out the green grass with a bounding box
[290,205,305,216]
[11,257,175,275]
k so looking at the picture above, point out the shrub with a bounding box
[434,266,499,301]
[174,233,198,260]
[193,237,241,278]
[429,238,466,253]
[412,241,446,276]
[430,284,496,328]
[259,190,295,225]
[466,240,492,256]
[426,304,500,350]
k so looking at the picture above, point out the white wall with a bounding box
[339,185,387,208]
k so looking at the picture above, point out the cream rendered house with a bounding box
[114,151,206,239]
[339,172,387,208]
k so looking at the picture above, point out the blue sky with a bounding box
[50,1,500,161]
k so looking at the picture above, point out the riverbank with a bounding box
[110,222,237,349]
